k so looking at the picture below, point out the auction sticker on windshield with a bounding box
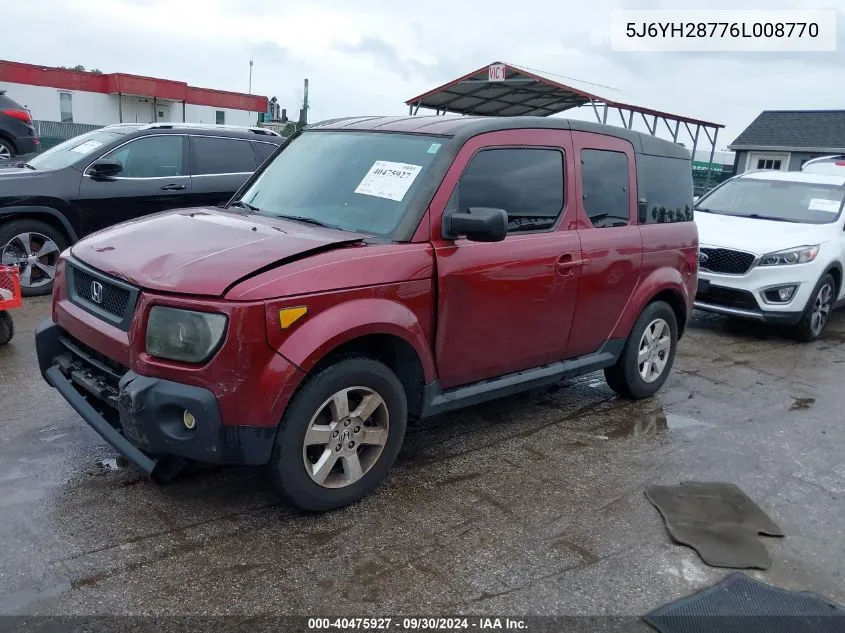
[355,161,423,202]
[808,198,841,213]
[69,140,104,154]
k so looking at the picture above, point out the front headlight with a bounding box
[759,245,819,267]
[146,306,227,363]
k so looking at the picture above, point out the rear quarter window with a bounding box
[637,154,694,224]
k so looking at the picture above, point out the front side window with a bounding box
[240,131,441,236]
[59,92,73,123]
[581,149,629,228]
[456,148,564,233]
[191,137,255,175]
[103,135,184,178]
[695,178,845,224]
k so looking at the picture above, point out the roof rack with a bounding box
[137,122,281,136]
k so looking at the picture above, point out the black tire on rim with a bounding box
[266,356,407,512]
[0,219,68,297]
[605,300,679,400]
[0,139,14,161]
[794,273,836,342]
[0,311,13,345]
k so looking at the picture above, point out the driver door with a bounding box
[76,134,191,235]
[430,129,582,389]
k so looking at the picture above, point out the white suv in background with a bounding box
[693,166,845,341]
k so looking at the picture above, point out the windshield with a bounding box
[696,178,845,224]
[239,131,443,236]
[28,130,128,171]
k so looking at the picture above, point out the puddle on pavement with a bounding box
[96,456,130,472]
[606,408,715,439]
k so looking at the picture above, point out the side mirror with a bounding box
[89,159,123,178]
[442,207,508,242]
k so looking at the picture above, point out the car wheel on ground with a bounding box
[0,139,14,161]
[0,311,13,345]
[794,273,836,342]
[266,357,407,511]
[605,300,678,399]
[0,219,67,297]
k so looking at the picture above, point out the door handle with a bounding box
[161,183,186,191]
[556,253,578,276]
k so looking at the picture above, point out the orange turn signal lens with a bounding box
[279,306,308,329]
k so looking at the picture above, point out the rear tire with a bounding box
[0,311,13,345]
[605,301,678,399]
[794,273,836,342]
[0,139,14,161]
[0,219,68,297]
[266,357,408,512]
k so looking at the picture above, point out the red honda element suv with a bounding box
[36,116,698,511]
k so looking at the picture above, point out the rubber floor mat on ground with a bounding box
[645,482,783,569]
[645,572,845,633]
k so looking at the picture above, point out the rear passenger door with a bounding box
[187,136,258,208]
[562,132,642,359]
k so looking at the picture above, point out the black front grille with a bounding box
[72,267,130,319]
[699,248,755,275]
[697,285,759,311]
[66,261,140,331]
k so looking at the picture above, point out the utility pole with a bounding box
[248,56,254,95]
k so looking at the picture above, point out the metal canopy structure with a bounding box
[405,62,726,192]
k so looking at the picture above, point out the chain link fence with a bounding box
[32,120,103,152]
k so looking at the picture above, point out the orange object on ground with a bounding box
[0,265,22,310]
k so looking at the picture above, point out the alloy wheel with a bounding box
[0,144,11,161]
[638,318,672,383]
[1,232,60,290]
[302,386,390,489]
[811,282,834,337]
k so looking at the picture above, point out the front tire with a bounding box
[0,311,13,345]
[794,273,836,342]
[0,219,68,297]
[266,357,408,512]
[605,301,678,399]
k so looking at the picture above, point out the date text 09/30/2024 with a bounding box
[307,618,528,630]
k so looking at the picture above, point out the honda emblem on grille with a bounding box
[90,281,103,304]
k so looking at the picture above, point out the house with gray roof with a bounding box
[729,110,845,174]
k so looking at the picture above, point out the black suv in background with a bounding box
[0,122,284,295]
[0,90,39,160]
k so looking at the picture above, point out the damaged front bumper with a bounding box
[35,319,276,476]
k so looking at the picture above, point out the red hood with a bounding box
[71,208,366,296]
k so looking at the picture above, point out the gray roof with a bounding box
[729,110,845,152]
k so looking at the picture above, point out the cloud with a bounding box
[1,0,842,149]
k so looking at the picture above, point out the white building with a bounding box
[0,60,268,128]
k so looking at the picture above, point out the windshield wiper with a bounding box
[228,200,261,214]
[277,214,340,230]
[695,207,713,213]
[746,213,796,223]
[12,161,35,170]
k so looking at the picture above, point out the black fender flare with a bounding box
[0,205,79,242]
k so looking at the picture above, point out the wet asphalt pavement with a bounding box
[0,297,843,620]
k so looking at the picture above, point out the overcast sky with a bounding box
[4,0,843,151]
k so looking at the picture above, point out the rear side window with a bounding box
[581,149,630,228]
[637,154,694,224]
[457,148,564,233]
[191,137,256,175]
[252,141,278,165]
